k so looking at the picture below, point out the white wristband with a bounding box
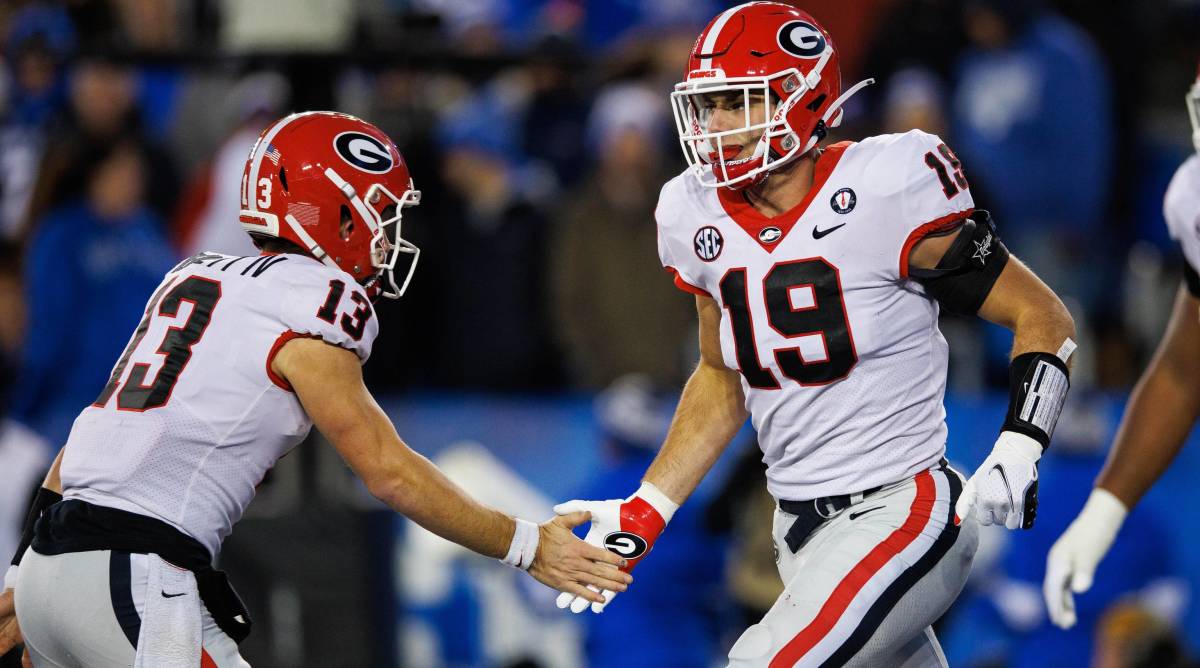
[1078,488,1129,534]
[501,518,539,571]
[3,564,18,591]
[996,430,1045,463]
[634,482,680,524]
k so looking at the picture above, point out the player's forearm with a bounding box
[376,443,515,559]
[1096,356,1200,508]
[978,258,1076,361]
[644,359,748,505]
[348,416,513,560]
[1007,297,1076,362]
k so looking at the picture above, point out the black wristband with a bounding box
[1003,352,1070,449]
[11,487,62,566]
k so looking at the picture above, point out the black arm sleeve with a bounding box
[1184,259,1200,298]
[912,210,1010,316]
[11,487,62,566]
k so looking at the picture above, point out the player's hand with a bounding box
[527,512,633,605]
[1043,488,1128,628]
[0,588,24,657]
[955,431,1042,530]
[552,483,677,614]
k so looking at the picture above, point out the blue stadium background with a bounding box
[1,0,1199,666]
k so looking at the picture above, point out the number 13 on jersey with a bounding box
[93,275,222,411]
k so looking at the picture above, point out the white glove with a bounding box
[552,482,677,614]
[1043,488,1128,628]
[955,431,1042,530]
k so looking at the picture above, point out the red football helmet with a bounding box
[238,111,422,298]
[670,2,873,189]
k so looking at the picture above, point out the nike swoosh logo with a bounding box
[848,505,885,520]
[991,464,1015,508]
[161,591,186,598]
[812,223,846,239]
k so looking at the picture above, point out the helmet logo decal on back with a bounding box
[695,226,724,261]
[777,20,826,58]
[333,132,393,174]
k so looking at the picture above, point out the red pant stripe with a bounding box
[769,470,937,667]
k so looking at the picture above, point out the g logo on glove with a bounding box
[604,532,649,559]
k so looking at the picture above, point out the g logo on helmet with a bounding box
[333,131,394,174]
[603,531,649,559]
[777,20,827,58]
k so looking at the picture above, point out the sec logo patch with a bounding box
[694,226,723,261]
[830,187,856,214]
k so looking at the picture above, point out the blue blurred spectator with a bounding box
[0,4,75,239]
[0,238,50,571]
[578,376,727,668]
[422,82,562,389]
[2,4,74,128]
[12,139,176,445]
[24,57,181,238]
[580,0,720,52]
[520,36,592,191]
[550,82,693,389]
[951,0,1113,309]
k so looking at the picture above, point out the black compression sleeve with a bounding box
[11,487,62,566]
[1002,352,1071,449]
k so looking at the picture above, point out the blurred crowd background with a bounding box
[1,0,1199,666]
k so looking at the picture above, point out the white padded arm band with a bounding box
[501,518,540,571]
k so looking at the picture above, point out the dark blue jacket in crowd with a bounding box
[952,14,1112,245]
[12,201,175,446]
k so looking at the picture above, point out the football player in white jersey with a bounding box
[1043,73,1200,630]
[553,4,1078,666]
[0,112,631,667]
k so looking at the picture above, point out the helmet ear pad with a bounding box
[767,75,836,159]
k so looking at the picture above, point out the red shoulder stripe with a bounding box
[666,267,709,297]
[897,208,974,279]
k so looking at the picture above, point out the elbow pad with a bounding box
[912,210,1010,315]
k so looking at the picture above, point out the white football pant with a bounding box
[15,549,248,667]
[728,464,979,667]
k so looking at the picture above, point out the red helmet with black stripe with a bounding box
[670,2,872,189]
[238,111,422,299]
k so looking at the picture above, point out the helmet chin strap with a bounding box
[801,77,876,154]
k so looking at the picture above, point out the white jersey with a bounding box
[657,130,977,501]
[60,251,378,558]
[1164,153,1200,292]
